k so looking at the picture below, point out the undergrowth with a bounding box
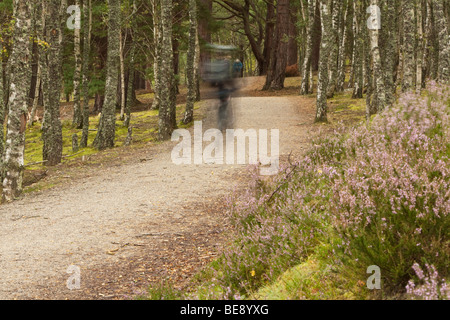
[143,82,449,300]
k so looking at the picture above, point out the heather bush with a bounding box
[202,83,449,299]
[327,84,449,292]
[207,162,333,297]
[406,263,449,300]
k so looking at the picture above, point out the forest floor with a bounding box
[0,76,362,300]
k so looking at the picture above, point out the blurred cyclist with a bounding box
[202,49,237,131]
[233,59,243,78]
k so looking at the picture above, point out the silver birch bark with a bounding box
[0,37,5,180]
[93,0,121,150]
[72,0,83,128]
[434,0,450,82]
[119,31,126,121]
[183,0,197,124]
[402,0,416,92]
[42,0,64,166]
[337,0,349,92]
[416,0,425,92]
[124,0,137,129]
[28,63,41,126]
[326,0,341,98]
[352,0,364,99]
[158,0,175,140]
[80,0,91,148]
[2,0,32,202]
[368,0,387,114]
[316,0,333,122]
[300,0,316,95]
[382,0,398,105]
[151,0,162,110]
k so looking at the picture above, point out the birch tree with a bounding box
[0,35,5,180]
[42,0,65,166]
[316,0,333,122]
[93,0,121,150]
[300,0,317,95]
[326,0,341,98]
[382,0,398,105]
[352,0,364,99]
[2,0,32,202]
[151,0,162,110]
[158,0,176,140]
[80,0,92,148]
[368,0,387,115]
[183,0,198,124]
[434,0,450,82]
[72,0,83,128]
[402,0,416,92]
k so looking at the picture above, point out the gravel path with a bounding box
[0,82,317,300]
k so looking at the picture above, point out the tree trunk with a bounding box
[382,0,398,105]
[183,0,197,125]
[151,0,162,110]
[72,0,83,129]
[0,37,5,181]
[42,0,65,167]
[368,0,387,115]
[326,0,341,98]
[198,0,212,72]
[416,0,425,92]
[352,0,364,99]
[336,0,350,92]
[124,0,138,129]
[300,0,317,95]
[263,0,290,91]
[2,0,31,202]
[80,0,92,148]
[93,0,121,150]
[119,31,127,121]
[316,0,333,122]
[28,63,41,126]
[402,0,416,92]
[435,0,450,82]
[261,0,276,76]
[158,0,176,141]
[287,2,299,66]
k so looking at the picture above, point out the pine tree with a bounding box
[2,0,32,202]
[263,0,290,91]
[93,0,121,150]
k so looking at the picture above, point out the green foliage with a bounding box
[137,280,184,300]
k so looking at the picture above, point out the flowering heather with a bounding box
[406,263,449,300]
[327,83,449,291]
[205,83,449,298]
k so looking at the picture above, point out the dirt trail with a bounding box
[0,78,317,300]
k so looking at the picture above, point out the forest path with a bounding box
[0,78,317,299]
